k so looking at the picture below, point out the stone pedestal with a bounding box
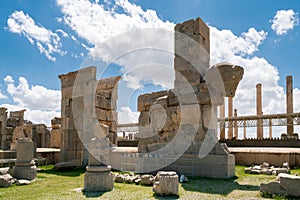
[153,171,178,195]
[84,165,114,192]
[12,138,37,180]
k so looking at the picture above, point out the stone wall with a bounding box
[58,67,120,167]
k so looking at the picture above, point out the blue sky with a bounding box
[0,0,299,137]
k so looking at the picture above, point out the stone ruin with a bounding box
[50,117,62,148]
[0,108,51,151]
[245,162,290,175]
[57,17,244,181]
[58,68,120,167]
[137,18,243,178]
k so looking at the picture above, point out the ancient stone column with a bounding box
[286,76,294,135]
[219,100,225,140]
[228,97,233,139]
[256,83,263,139]
[12,138,37,180]
[0,108,7,150]
[243,120,246,139]
[234,109,238,139]
[269,119,272,138]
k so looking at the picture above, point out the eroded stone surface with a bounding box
[12,138,37,180]
[153,171,179,196]
[260,173,300,197]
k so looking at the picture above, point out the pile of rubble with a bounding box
[245,162,290,175]
[113,173,153,185]
[114,171,180,196]
[0,167,32,187]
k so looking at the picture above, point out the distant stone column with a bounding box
[256,84,263,139]
[243,120,246,139]
[228,97,233,139]
[234,109,238,139]
[286,76,294,135]
[219,99,225,140]
[0,108,7,150]
[269,119,272,138]
[12,138,37,180]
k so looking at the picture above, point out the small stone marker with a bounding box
[12,138,37,180]
[153,171,179,196]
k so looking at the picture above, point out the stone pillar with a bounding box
[256,84,263,139]
[153,171,179,195]
[84,140,114,192]
[228,97,233,139]
[219,99,225,140]
[286,76,294,135]
[243,120,246,139]
[0,108,7,150]
[12,138,37,180]
[269,119,273,139]
[234,109,238,139]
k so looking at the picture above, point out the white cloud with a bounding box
[271,9,299,35]
[56,29,69,38]
[1,76,61,126]
[7,10,65,61]
[56,0,175,89]
[4,75,61,111]
[118,106,139,124]
[0,75,61,126]
[0,91,7,99]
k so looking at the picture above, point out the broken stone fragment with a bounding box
[260,173,300,197]
[140,174,154,186]
[0,174,15,188]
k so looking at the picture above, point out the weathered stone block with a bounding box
[153,171,178,195]
[95,95,109,109]
[84,168,114,192]
[107,110,118,122]
[96,108,107,121]
[12,165,37,181]
[139,111,150,126]
[138,91,168,112]
[202,105,217,130]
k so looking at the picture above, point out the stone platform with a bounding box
[109,147,234,178]
[229,147,300,167]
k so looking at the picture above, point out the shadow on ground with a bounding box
[38,165,85,177]
[153,194,180,200]
[82,190,106,198]
[181,176,259,195]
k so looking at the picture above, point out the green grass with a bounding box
[0,165,299,200]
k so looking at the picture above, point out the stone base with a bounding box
[164,154,235,178]
[153,171,178,195]
[84,166,114,192]
[12,165,37,180]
